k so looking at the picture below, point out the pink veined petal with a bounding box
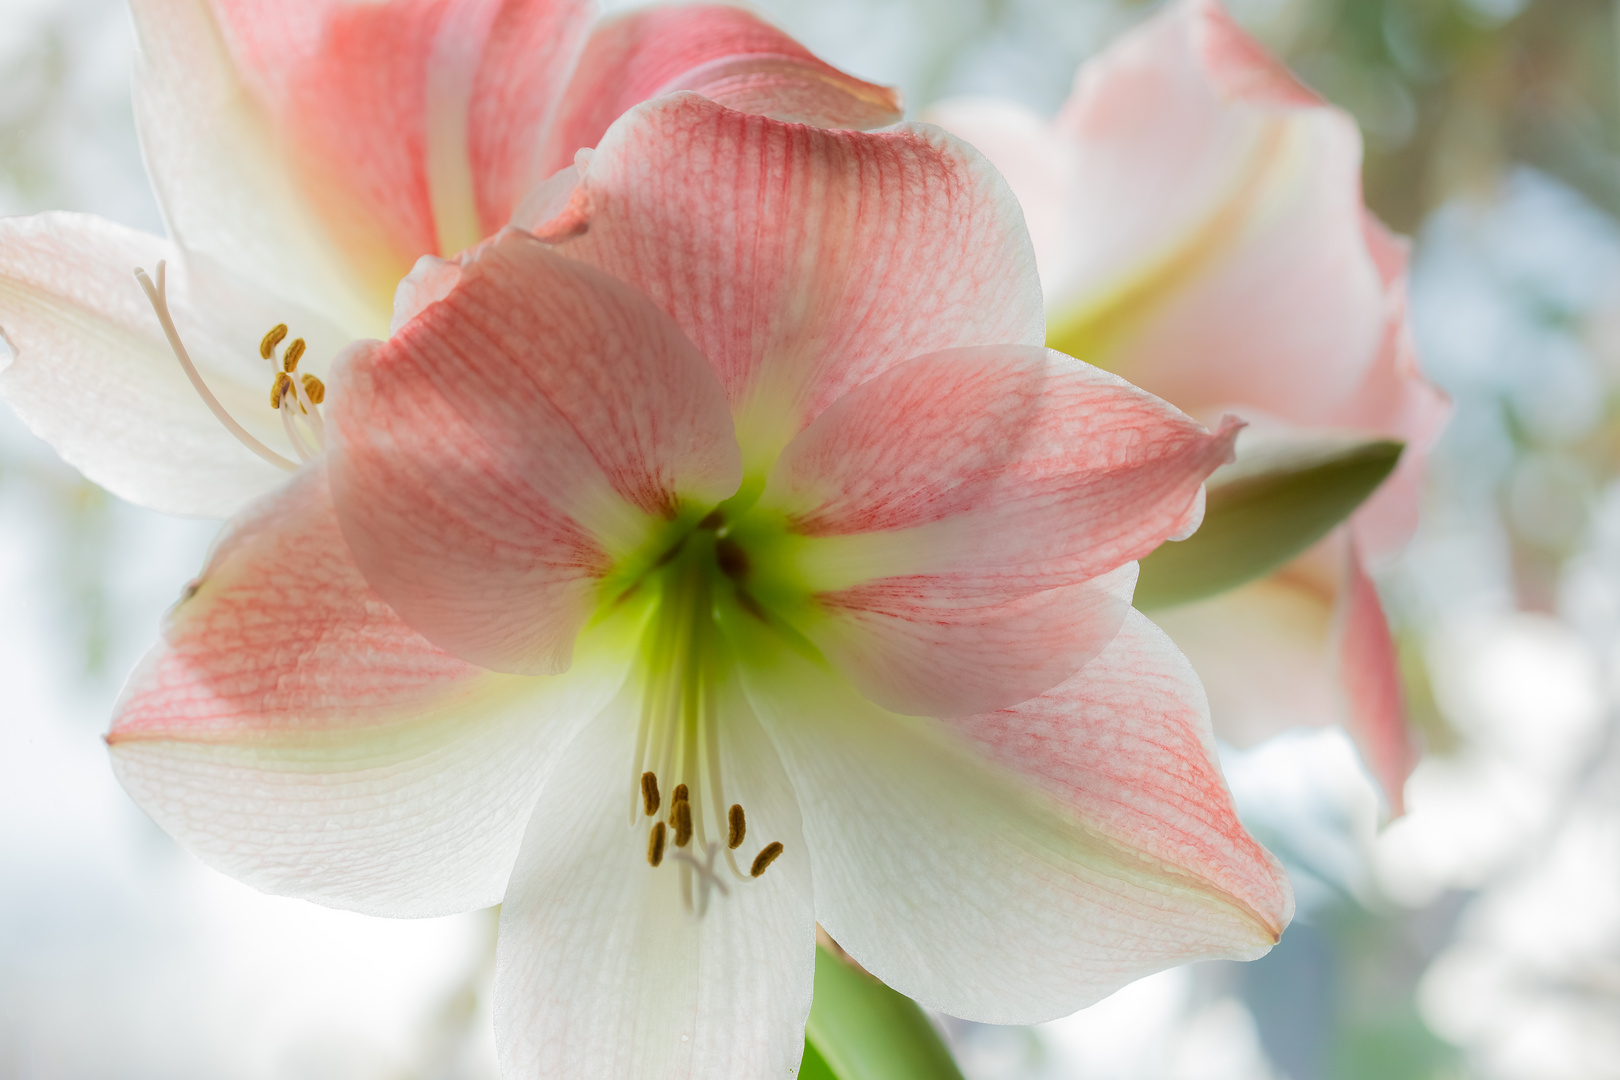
[496,670,814,1080]
[739,616,1291,1025]
[536,4,901,177]
[546,95,1045,470]
[108,467,629,916]
[809,564,1137,719]
[1336,534,1415,816]
[0,212,289,517]
[752,344,1234,715]
[327,231,741,675]
[134,0,592,322]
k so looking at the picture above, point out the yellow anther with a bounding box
[727,804,746,849]
[671,798,693,848]
[750,841,783,878]
[270,371,294,409]
[259,323,288,360]
[282,338,306,372]
[669,784,689,817]
[300,373,326,405]
[641,772,661,817]
[647,822,667,867]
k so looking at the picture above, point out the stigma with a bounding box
[135,261,327,470]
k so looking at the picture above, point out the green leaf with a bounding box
[1133,434,1404,611]
[802,945,966,1080]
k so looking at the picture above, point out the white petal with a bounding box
[0,213,291,517]
[496,674,815,1080]
[741,632,1287,1025]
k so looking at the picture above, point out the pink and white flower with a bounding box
[0,0,898,517]
[108,96,1293,1077]
[931,0,1449,813]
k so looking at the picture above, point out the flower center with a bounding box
[619,510,786,915]
[135,261,327,470]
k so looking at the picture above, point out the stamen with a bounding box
[641,771,661,816]
[727,804,746,849]
[669,783,689,814]
[750,841,784,878]
[300,374,326,404]
[282,338,306,373]
[259,323,288,360]
[647,822,667,867]
[135,264,298,473]
[271,371,294,410]
[671,796,693,848]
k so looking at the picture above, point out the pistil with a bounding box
[626,522,786,913]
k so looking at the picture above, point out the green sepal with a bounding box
[1133,434,1405,611]
[801,944,966,1080]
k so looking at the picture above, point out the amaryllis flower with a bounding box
[930,0,1449,812]
[0,0,897,518]
[108,96,1293,1077]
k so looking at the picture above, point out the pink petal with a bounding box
[546,95,1045,468]
[1335,217,1451,562]
[756,344,1235,714]
[1337,536,1415,816]
[537,5,901,177]
[810,565,1136,718]
[327,231,740,674]
[946,608,1293,947]
[742,614,1291,1024]
[108,467,625,915]
[142,0,591,290]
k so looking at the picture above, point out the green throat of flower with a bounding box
[605,502,799,915]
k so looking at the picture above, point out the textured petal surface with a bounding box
[496,671,814,1080]
[134,0,592,330]
[538,4,900,176]
[0,213,290,517]
[755,345,1234,715]
[550,94,1045,469]
[764,346,1237,589]
[807,566,1135,719]
[109,467,630,916]
[741,619,1290,1025]
[328,232,740,675]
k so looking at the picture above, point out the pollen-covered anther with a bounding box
[669,783,689,814]
[301,373,326,405]
[727,804,746,849]
[282,338,307,373]
[259,323,288,360]
[641,771,661,816]
[671,796,693,848]
[647,821,667,867]
[270,371,295,409]
[750,841,784,878]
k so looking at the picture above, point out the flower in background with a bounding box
[106,96,1293,1078]
[0,0,898,518]
[931,0,1449,814]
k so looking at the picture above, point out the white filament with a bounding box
[134,262,299,472]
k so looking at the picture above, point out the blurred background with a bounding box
[2,0,1618,1076]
